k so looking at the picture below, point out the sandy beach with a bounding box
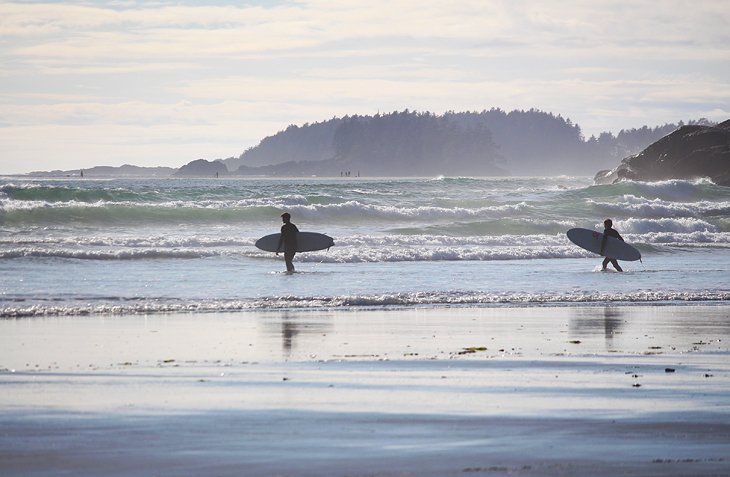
[2,305,730,476]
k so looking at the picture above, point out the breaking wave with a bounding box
[2,230,729,262]
[1,198,529,225]
[588,196,730,218]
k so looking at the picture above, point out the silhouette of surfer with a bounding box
[277,212,299,272]
[600,219,624,272]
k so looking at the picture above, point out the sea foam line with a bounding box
[1,197,529,220]
[0,248,220,260]
[0,246,591,261]
[3,290,730,317]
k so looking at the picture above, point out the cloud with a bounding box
[1,0,729,172]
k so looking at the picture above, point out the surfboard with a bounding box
[567,228,641,261]
[255,232,334,253]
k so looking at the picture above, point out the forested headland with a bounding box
[26,108,713,178]
[220,109,710,177]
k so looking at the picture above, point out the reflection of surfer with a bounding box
[277,212,299,272]
[600,219,623,272]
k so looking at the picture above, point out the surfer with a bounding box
[277,212,299,272]
[600,219,624,272]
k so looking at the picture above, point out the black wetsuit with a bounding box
[601,227,624,272]
[279,222,299,272]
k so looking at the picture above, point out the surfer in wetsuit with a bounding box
[600,219,624,272]
[277,212,299,272]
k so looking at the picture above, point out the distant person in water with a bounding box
[600,219,624,272]
[277,212,299,272]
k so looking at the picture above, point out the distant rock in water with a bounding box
[174,159,228,177]
[595,120,730,186]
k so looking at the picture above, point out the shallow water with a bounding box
[1,176,729,316]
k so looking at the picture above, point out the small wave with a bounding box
[282,201,529,221]
[1,183,135,203]
[0,198,530,225]
[4,290,730,317]
[0,248,220,260]
[0,197,311,211]
[585,177,725,201]
[350,188,403,196]
[390,218,576,237]
[639,231,730,245]
[587,196,730,218]
[0,201,280,224]
[632,177,719,194]
[0,235,255,248]
[619,217,719,234]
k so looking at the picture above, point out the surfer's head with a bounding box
[281,212,291,223]
[604,219,613,228]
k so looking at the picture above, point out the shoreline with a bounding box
[2,305,729,476]
[4,295,730,319]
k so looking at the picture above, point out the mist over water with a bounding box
[2,176,729,316]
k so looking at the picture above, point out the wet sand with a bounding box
[2,305,730,476]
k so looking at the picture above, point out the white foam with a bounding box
[588,196,730,218]
[619,217,719,234]
[3,227,730,263]
[0,247,220,260]
[640,231,730,245]
[294,246,591,263]
[4,290,729,317]
[283,201,529,221]
[630,178,718,198]
[321,234,569,247]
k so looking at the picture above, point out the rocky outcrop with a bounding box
[173,159,228,177]
[595,120,730,186]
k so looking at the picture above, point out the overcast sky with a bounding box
[1,0,729,174]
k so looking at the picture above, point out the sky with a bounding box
[1,0,729,174]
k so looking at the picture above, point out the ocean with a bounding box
[1,176,729,317]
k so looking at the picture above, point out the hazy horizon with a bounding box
[1,0,729,174]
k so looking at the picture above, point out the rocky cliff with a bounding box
[595,120,730,186]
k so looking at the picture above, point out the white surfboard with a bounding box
[567,228,641,261]
[255,232,334,253]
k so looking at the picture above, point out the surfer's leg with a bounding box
[602,257,610,270]
[284,251,295,272]
[612,259,623,272]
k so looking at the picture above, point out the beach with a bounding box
[2,305,729,476]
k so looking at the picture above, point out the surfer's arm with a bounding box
[276,230,284,253]
[291,226,299,250]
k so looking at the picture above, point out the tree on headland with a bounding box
[330,111,503,176]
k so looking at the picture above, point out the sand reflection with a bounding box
[569,306,625,351]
